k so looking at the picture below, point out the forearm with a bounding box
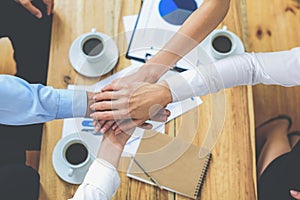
[0,75,87,125]
[85,92,95,117]
[97,136,123,168]
[139,0,230,83]
[72,130,125,200]
[97,126,133,167]
[164,47,300,102]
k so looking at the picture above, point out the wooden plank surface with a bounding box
[39,1,141,199]
[0,37,16,75]
[175,0,257,199]
[248,0,300,130]
[38,0,256,199]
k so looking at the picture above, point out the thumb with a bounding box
[290,190,300,199]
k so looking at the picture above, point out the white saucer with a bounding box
[69,32,119,78]
[52,132,101,184]
[198,29,245,63]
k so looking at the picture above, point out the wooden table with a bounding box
[39,0,257,199]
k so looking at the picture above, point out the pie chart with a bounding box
[158,0,198,26]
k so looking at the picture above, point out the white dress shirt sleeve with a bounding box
[165,47,300,102]
[71,159,120,200]
[0,75,87,125]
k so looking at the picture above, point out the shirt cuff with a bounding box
[56,89,87,119]
[164,69,205,102]
[83,159,120,199]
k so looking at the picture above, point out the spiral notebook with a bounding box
[127,131,212,199]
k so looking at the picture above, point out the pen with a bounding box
[131,156,163,189]
[170,66,187,73]
[144,53,187,73]
[82,120,94,127]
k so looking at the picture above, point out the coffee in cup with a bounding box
[212,35,232,54]
[80,30,105,63]
[62,140,90,177]
[210,26,236,60]
[82,37,104,57]
[65,142,89,165]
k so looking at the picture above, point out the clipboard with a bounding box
[126,0,204,72]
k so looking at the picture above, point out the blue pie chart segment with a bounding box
[159,0,198,26]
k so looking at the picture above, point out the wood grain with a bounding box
[175,0,257,199]
[39,0,257,199]
[0,37,16,75]
[248,0,300,131]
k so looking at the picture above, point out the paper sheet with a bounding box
[125,0,204,70]
[61,10,203,157]
[62,63,202,157]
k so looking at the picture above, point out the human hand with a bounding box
[102,126,133,150]
[101,60,171,91]
[85,92,95,117]
[90,81,172,133]
[90,60,171,133]
[291,190,300,199]
[92,108,171,134]
[16,0,54,18]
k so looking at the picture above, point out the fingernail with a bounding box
[94,127,99,132]
[291,190,299,196]
[36,13,42,18]
[100,127,106,133]
[90,113,94,118]
[116,130,121,135]
[112,124,117,130]
[90,105,95,111]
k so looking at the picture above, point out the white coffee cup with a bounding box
[210,26,237,60]
[69,28,119,77]
[80,28,105,63]
[61,138,90,177]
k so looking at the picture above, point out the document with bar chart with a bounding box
[126,0,203,70]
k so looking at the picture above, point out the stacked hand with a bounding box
[90,73,173,135]
[16,0,54,18]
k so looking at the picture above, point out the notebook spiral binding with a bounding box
[194,153,212,198]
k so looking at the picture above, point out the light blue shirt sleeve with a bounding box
[0,75,87,125]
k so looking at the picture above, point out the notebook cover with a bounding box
[127,131,211,199]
